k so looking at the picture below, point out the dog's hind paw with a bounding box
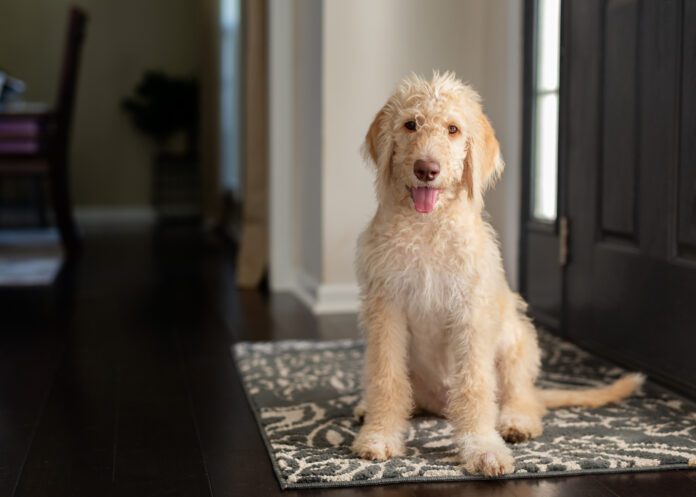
[497,411,543,443]
[353,399,367,420]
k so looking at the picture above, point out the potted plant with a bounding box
[122,71,199,219]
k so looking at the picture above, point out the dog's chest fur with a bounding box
[358,215,479,313]
[358,215,484,413]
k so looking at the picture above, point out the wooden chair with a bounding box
[0,7,88,256]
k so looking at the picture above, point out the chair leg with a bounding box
[33,176,48,227]
[0,177,3,226]
[49,157,80,256]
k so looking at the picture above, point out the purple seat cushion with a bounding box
[0,118,43,155]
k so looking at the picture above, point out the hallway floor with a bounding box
[1,226,694,496]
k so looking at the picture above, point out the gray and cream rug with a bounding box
[233,331,696,489]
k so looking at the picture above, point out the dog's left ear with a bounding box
[465,113,505,195]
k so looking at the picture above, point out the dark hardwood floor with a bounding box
[1,226,694,496]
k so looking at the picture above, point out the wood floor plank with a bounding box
[11,349,116,496]
[0,328,61,495]
[503,477,617,497]
[113,339,210,495]
[594,470,696,497]
[108,233,212,497]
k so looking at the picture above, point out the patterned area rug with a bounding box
[233,331,696,489]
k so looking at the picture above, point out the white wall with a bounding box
[270,0,522,313]
[480,0,523,286]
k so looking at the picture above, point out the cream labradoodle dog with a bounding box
[352,72,643,477]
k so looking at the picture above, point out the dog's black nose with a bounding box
[413,159,440,182]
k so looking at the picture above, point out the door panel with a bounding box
[679,0,696,256]
[565,0,696,396]
[525,230,563,327]
[601,0,638,239]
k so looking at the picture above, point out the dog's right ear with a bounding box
[364,109,384,165]
[362,107,392,172]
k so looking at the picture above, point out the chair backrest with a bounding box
[54,7,88,154]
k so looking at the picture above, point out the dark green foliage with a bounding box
[122,71,198,152]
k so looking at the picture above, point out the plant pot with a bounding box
[151,152,199,221]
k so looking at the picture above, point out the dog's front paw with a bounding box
[352,428,404,461]
[459,433,515,477]
[498,411,543,443]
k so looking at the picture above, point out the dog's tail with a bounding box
[538,373,645,409]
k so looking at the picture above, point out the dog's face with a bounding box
[364,73,503,214]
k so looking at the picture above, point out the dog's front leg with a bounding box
[447,317,515,477]
[352,295,412,461]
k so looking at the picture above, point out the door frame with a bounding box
[519,0,570,332]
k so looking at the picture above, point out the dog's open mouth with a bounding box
[410,187,439,214]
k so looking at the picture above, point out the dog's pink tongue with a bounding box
[412,187,439,213]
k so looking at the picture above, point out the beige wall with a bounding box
[270,0,522,312]
[0,0,199,208]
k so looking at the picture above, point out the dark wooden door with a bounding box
[564,0,696,396]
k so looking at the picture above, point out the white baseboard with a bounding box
[286,270,360,315]
[292,270,320,311]
[314,283,360,314]
[75,207,156,230]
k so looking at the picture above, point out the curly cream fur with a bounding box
[352,72,643,477]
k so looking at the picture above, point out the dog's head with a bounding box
[364,72,503,214]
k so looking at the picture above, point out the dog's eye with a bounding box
[404,121,417,131]
[448,125,459,135]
